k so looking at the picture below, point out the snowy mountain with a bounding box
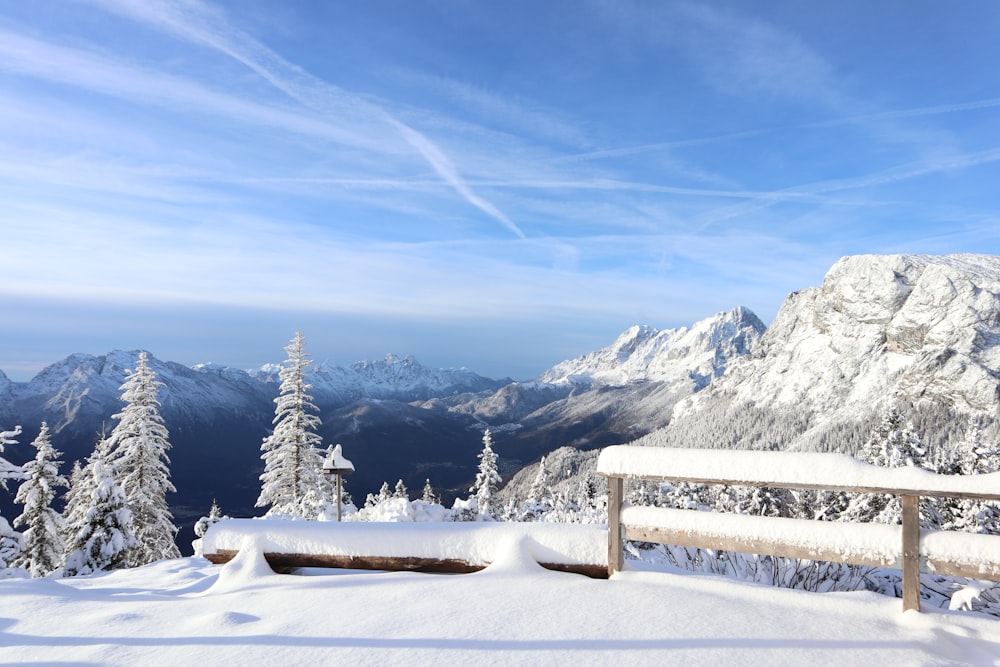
[0,350,507,545]
[539,307,765,390]
[9,254,996,546]
[251,353,508,404]
[422,308,765,471]
[651,254,1000,453]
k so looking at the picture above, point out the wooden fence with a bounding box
[597,446,1000,612]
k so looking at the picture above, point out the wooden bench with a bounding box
[201,519,609,579]
[597,445,1000,612]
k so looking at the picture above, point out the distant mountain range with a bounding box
[2,254,999,550]
[0,308,762,548]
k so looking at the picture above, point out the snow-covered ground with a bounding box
[3,538,999,666]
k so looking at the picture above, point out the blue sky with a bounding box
[2,1,1000,381]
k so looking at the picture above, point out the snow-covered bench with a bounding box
[597,446,1000,612]
[201,520,608,578]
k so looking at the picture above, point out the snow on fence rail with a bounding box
[597,445,1000,613]
[201,519,608,578]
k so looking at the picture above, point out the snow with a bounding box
[201,519,607,567]
[539,307,764,388]
[597,446,1000,499]
[323,443,354,472]
[672,253,1000,436]
[922,531,1000,575]
[3,549,1000,665]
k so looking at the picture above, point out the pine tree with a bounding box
[577,468,596,508]
[521,456,553,521]
[843,410,926,525]
[393,479,408,500]
[13,423,68,577]
[63,431,110,558]
[194,499,227,538]
[421,479,439,504]
[0,425,22,488]
[0,425,25,570]
[63,454,136,577]
[106,352,179,565]
[256,332,326,518]
[949,426,1000,533]
[377,481,392,503]
[469,429,502,520]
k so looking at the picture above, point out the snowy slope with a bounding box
[2,549,999,665]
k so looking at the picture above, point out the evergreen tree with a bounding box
[469,429,502,520]
[63,454,136,577]
[256,332,326,518]
[194,499,227,538]
[421,479,439,504]
[0,425,22,488]
[106,351,179,565]
[843,410,927,525]
[0,425,24,570]
[949,426,1000,533]
[735,485,790,518]
[521,456,553,521]
[576,467,600,511]
[376,481,393,503]
[393,479,408,500]
[13,423,67,577]
[63,431,111,558]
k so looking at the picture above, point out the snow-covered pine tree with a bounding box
[194,499,228,538]
[521,456,553,521]
[106,351,179,566]
[13,423,68,577]
[256,332,326,519]
[63,453,136,577]
[949,425,1000,533]
[421,479,439,504]
[469,428,502,520]
[63,431,111,558]
[842,409,927,525]
[393,479,408,500]
[0,425,25,571]
[576,467,600,511]
[376,481,392,503]
[734,484,791,518]
[0,425,22,488]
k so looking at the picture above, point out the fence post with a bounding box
[608,476,623,575]
[901,494,920,612]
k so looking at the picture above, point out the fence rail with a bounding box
[597,446,1000,613]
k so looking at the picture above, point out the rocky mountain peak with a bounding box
[676,253,1000,426]
[538,307,766,389]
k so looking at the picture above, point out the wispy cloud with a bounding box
[85,0,524,238]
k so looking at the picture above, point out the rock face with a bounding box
[539,307,765,390]
[665,254,1000,451]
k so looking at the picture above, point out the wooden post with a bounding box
[336,473,343,522]
[901,494,920,613]
[608,476,624,575]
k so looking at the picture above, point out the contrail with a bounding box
[89,0,524,238]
